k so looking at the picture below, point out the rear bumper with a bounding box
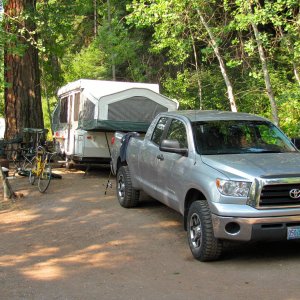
[212,214,300,241]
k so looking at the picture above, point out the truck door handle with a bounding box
[157,154,164,161]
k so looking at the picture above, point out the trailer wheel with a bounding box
[187,200,222,261]
[116,166,139,208]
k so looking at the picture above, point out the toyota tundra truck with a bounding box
[110,110,300,261]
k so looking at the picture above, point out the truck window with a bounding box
[165,119,188,148]
[59,97,68,123]
[151,117,168,145]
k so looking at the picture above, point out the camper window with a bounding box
[74,93,80,121]
[60,97,68,123]
[82,99,95,120]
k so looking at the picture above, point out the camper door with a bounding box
[61,92,80,156]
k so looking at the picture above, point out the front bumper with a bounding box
[212,214,300,241]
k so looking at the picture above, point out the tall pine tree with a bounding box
[4,0,44,140]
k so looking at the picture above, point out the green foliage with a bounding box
[62,41,107,82]
[42,96,57,138]
[1,0,299,137]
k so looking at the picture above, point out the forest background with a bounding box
[0,0,299,138]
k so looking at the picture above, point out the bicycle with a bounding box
[29,145,55,193]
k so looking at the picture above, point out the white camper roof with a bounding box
[57,79,160,99]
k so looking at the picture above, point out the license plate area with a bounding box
[287,226,300,240]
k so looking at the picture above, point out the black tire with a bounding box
[38,163,52,193]
[116,166,140,208]
[187,200,222,262]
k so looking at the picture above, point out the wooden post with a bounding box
[0,165,16,200]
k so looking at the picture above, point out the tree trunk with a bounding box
[251,22,279,126]
[293,63,300,87]
[196,9,238,112]
[94,0,98,37]
[107,0,116,80]
[4,0,44,141]
[187,17,203,110]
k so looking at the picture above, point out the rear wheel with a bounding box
[116,166,139,208]
[38,163,52,193]
[187,200,222,261]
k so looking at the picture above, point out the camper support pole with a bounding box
[104,132,112,195]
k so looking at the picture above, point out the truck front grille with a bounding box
[259,184,300,207]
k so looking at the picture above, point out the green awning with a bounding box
[79,119,150,133]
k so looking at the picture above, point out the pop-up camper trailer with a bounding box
[52,79,178,165]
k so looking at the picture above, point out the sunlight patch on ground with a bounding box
[0,210,39,225]
[0,247,59,267]
[1,240,134,281]
[50,207,69,213]
[19,242,133,281]
[21,263,65,281]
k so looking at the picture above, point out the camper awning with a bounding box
[79,119,150,133]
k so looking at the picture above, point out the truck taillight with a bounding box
[111,136,115,145]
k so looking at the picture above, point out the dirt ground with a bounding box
[1,166,300,300]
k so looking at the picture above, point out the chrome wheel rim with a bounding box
[189,213,202,249]
[117,173,125,201]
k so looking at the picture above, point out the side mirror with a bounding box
[159,139,188,156]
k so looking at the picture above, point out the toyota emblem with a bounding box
[289,189,300,199]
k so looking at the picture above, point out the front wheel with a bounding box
[187,200,222,261]
[38,163,52,193]
[116,166,140,208]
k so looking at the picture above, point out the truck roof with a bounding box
[163,110,270,123]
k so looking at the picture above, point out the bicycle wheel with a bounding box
[38,163,52,193]
[29,162,37,185]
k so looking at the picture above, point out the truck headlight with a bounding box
[216,179,251,197]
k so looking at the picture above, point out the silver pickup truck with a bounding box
[110,110,300,261]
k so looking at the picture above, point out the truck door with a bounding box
[138,117,169,199]
[155,118,190,211]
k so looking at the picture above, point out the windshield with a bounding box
[192,120,297,155]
